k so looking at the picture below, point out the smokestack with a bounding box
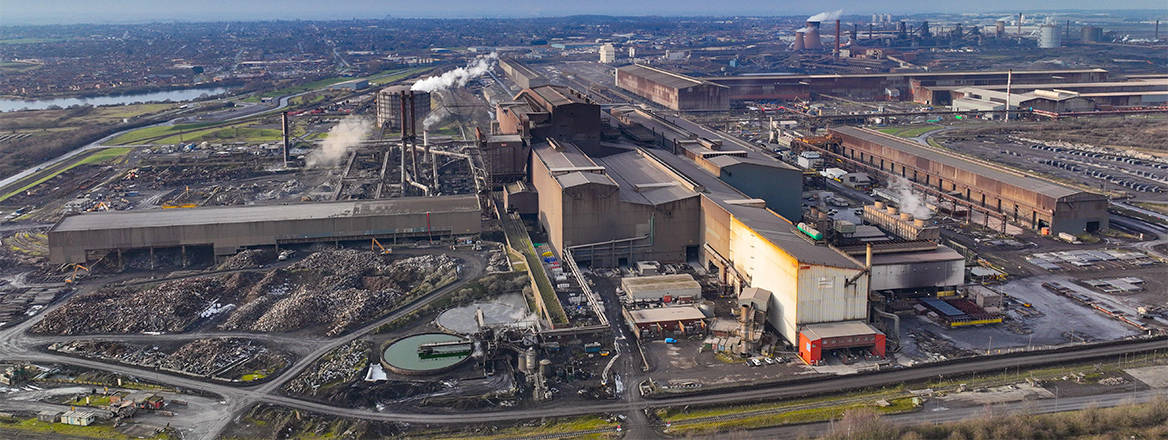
[804,21,823,50]
[1157,20,1160,40]
[834,19,841,58]
[409,91,418,180]
[869,23,874,40]
[794,31,806,50]
[1004,69,1013,122]
[281,111,290,167]
[851,23,858,42]
[1018,13,1023,36]
[865,243,873,270]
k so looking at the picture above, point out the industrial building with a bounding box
[698,68,1109,103]
[620,274,702,303]
[622,306,708,339]
[376,85,431,130]
[614,64,730,111]
[475,128,530,184]
[529,139,701,266]
[828,126,1109,234]
[609,107,802,222]
[920,77,1168,108]
[48,195,482,264]
[497,85,602,153]
[950,87,1096,116]
[797,321,886,365]
[498,57,548,90]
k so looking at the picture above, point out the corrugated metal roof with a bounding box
[920,298,966,317]
[626,306,708,323]
[799,321,882,340]
[593,151,697,205]
[53,195,480,232]
[617,64,728,90]
[832,126,1086,200]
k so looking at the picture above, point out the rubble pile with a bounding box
[50,338,279,378]
[216,249,275,271]
[223,251,459,336]
[32,277,234,335]
[283,340,370,395]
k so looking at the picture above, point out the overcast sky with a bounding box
[1,0,1164,25]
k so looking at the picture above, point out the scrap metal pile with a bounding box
[283,340,370,395]
[49,338,282,378]
[33,250,459,337]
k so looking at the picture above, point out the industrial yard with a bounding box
[0,6,1165,440]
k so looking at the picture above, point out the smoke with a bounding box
[807,10,843,23]
[306,116,371,168]
[422,107,450,130]
[410,52,498,93]
[889,176,932,219]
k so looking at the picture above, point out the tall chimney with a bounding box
[1018,13,1023,36]
[1157,20,1161,40]
[1004,69,1013,122]
[281,111,290,167]
[834,19,841,58]
[869,23,874,40]
[409,91,419,179]
[794,31,806,51]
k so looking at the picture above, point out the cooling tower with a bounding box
[794,31,806,50]
[804,21,823,50]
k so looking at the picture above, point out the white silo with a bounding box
[1038,24,1061,48]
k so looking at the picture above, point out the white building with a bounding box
[600,43,617,64]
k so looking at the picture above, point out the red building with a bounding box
[797,321,885,365]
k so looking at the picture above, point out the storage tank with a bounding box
[539,359,552,377]
[1038,24,1061,48]
[1081,25,1103,43]
[524,348,538,373]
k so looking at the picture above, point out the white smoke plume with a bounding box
[807,10,843,23]
[306,116,371,168]
[411,53,498,93]
[889,176,932,219]
[422,107,450,130]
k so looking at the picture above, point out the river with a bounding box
[0,87,233,112]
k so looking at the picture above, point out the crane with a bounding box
[371,238,392,255]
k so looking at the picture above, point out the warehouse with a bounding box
[867,246,965,292]
[797,321,886,365]
[48,195,482,264]
[950,87,1095,115]
[498,57,549,90]
[529,139,701,266]
[615,64,730,111]
[916,77,1168,106]
[829,127,1109,235]
[622,306,709,339]
[620,274,702,304]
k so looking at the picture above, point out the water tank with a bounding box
[539,359,552,377]
[1082,25,1103,43]
[1038,24,1060,48]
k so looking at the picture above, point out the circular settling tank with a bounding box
[381,333,472,376]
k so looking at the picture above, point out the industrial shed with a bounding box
[620,274,702,303]
[868,245,965,292]
[622,306,709,339]
[830,126,1108,235]
[48,195,482,264]
[615,64,730,111]
[498,57,548,90]
[797,321,886,365]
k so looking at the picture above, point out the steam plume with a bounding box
[306,116,371,168]
[890,176,932,219]
[807,10,843,22]
[411,53,498,93]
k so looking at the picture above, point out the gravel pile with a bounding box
[216,249,275,271]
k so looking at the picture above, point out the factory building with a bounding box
[498,57,548,90]
[497,85,602,153]
[918,77,1168,107]
[622,306,708,339]
[475,128,530,184]
[950,87,1095,116]
[609,107,803,222]
[614,64,730,111]
[692,68,1108,103]
[620,274,702,304]
[829,127,1109,234]
[376,85,431,130]
[797,321,885,365]
[529,139,701,266]
[48,196,482,264]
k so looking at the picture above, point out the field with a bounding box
[878,124,942,138]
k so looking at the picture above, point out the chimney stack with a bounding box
[834,19,841,58]
[281,111,290,167]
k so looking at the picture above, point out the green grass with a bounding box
[411,416,616,440]
[665,397,920,435]
[241,372,267,382]
[1,417,143,439]
[108,122,220,145]
[878,125,942,138]
[0,147,131,203]
[0,61,40,72]
[66,393,117,407]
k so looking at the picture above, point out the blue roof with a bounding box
[921,298,965,318]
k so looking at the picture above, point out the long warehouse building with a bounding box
[615,64,730,111]
[828,126,1108,234]
[48,195,482,264]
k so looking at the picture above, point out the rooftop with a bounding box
[625,305,708,323]
[831,126,1090,200]
[799,320,883,340]
[618,64,728,90]
[593,151,697,205]
[53,195,480,232]
[869,245,964,265]
[702,68,1109,81]
[519,84,590,110]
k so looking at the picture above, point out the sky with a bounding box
[1,0,1164,25]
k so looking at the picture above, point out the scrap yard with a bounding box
[0,7,1165,440]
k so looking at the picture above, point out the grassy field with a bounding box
[106,122,219,145]
[0,416,175,439]
[0,147,131,203]
[878,125,943,138]
[664,397,919,435]
[409,416,616,440]
[0,61,41,72]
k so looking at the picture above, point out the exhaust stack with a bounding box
[834,19,841,58]
[281,111,290,167]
